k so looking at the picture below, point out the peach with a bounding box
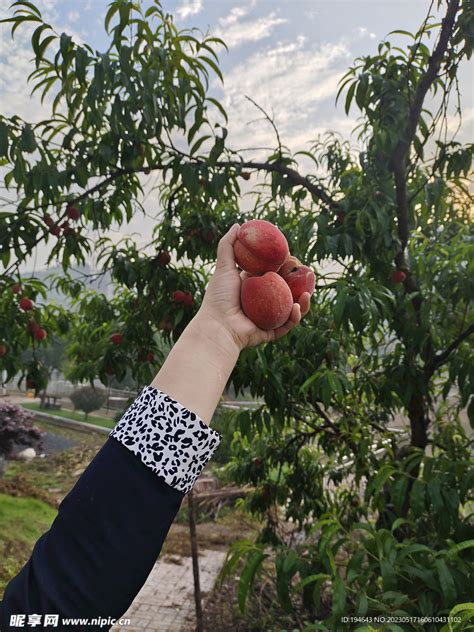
[279,256,315,302]
[234,220,289,275]
[241,272,293,330]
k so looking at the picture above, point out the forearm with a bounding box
[151,312,241,424]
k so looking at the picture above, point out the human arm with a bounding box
[0,224,310,630]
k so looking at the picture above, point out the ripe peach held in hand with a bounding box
[234,220,289,275]
[241,272,293,330]
[278,256,315,302]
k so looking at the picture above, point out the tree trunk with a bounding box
[408,393,429,450]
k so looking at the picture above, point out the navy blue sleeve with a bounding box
[0,387,221,631]
[0,438,183,630]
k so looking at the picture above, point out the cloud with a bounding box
[215,36,352,155]
[357,26,376,40]
[67,10,80,23]
[215,11,287,48]
[175,0,203,20]
[219,1,257,27]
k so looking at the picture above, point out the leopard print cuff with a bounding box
[109,386,221,494]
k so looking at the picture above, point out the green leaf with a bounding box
[435,559,456,605]
[0,121,9,157]
[428,477,443,512]
[331,576,346,618]
[344,81,356,115]
[19,125,36,152]
[391,476,408,516]
[467,397,474,429]
[104,3,120,34]
[190,135,211,155]
[75,48,89,84]
[367,464,395,501]
[11,1,42,17]
[238,550,266,612]
[440,603,474,632]
[409,478,426,516]
[355,592,368,616]
[444,539,474,558]
[294,573,330,591]
[207,97,228,122]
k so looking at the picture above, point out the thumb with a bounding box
[215,223,240,272]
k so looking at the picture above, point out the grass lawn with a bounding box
[0,494,57,593]
[22,402,114,429]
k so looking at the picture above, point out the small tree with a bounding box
[69,386,106,420]
[0,402,43,475]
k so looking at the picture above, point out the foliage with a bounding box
[0,0,473,628]
[0,402,43,459]
[69,386,106,419]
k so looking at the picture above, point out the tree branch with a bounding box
[391,0,461,260]
[428,323,474,375]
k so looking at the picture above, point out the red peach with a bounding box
[280,263,315,302]
[66,206,81,221]
[391,270,406,284]
[34,328,47,341]
[11,283,22,294]
[110,332,123,345]
[50,224,61,237]
[0,344,7,357]
[234,220,289,275]
[19,297,33,311]
[43,214,54,226]
[278,255,303,277]
[183,292,193,306]
[144,353,154,362]
[157,251,171,265]
[27,318,40,333]
[172,290,187,303]
[241,272,293,330]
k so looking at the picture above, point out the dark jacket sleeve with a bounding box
[0,386,221,631]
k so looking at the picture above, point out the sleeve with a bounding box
[0,386,221,631]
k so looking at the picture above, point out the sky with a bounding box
[0,0,472,272]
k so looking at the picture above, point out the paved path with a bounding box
[112,550,226,631]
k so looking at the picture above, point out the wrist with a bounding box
[191,310,243,359]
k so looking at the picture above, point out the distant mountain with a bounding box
[24,264,114,304]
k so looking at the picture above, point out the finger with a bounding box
[298,292,311,317]
[216,223,240,272]
[273,303,301,340]
[240,270,252,281]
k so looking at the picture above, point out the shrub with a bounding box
[0,402,43,460]
[69,386,106,420]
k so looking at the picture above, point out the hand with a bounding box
[197,224,311,350]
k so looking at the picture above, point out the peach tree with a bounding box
[0,0,473,628]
